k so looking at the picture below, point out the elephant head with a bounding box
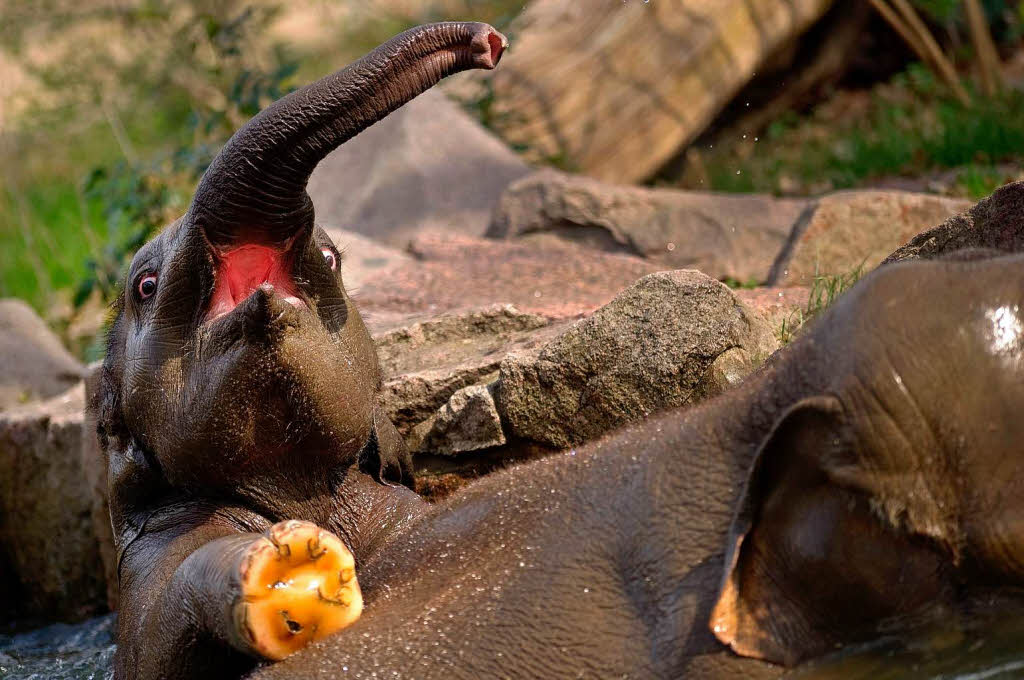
[710,253,1024,665]
[94,22,507,508]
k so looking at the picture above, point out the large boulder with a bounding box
[308,89,530,247]
[474,0,833,183]
[885,181,1024,263]
[496,270,779,450]
[374,304,569,438]
[0,384,107,622]
[769,191,971,286]
[0,299,85,411]
[488,169,810,282]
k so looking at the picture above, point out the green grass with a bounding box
[722,276,761,290]
[954,164,1009,199]
[0,99,197,317]
[690,64,1024,198]
[777,262,866,345]
[0,183,107,312]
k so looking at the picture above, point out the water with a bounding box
[3,611,1024,679]
[787,611,1024,680]
[0,615,115,680]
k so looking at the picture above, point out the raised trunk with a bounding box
[188,22,507,247]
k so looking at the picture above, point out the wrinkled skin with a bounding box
[93,21,1024,680]
[247,252,1024,679]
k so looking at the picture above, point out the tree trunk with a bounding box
[484,0,835,183]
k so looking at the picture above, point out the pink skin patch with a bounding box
[206,245,305,323]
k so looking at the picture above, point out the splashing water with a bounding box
[0,614,116,680]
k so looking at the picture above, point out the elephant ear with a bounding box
[710,396,952,666]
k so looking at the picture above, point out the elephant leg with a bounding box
[117,511,362,680]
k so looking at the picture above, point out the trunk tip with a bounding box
[471,25,508,69]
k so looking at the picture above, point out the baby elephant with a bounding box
[93,22,1024,680]
[92,22,507,678]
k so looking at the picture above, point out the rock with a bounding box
[488,169,810,282]
[321,227,413,291]
[770,191,971,286]
[356,233,664,330]
[884,181,1024,263]
[0,384,107,622]
[417,383,506,455]
[693,347,763,402]
[308,89,530,247]
[474,0,833,183]
[734,287,811,341]
[374,304,569,438]
[0,299,85,411]
[496,270,779,450]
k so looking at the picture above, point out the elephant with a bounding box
[90,20,1024,680]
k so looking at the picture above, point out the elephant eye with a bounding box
[320,246,338,272]
[137,273,158,300]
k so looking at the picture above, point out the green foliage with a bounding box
[73,5,300,307]
[1,1,300,321]
[722,276,760,290]
[955,163,1008,199]
[806,262,866,317]
[695,61,1024,197]
[0,182,107,306]
[913,0,962,23]
[911,0,1022,40]
[777,262,866,345]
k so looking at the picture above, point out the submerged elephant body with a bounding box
[251,253,1024,679]
[92,21,1024,680]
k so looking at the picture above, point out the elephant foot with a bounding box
[235,520,363,660]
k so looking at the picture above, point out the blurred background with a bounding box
[2,0,1023,361]
[6,4,1024,674]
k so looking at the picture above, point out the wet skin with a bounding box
[249,253,1024,679]
[92,21,1024,680]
